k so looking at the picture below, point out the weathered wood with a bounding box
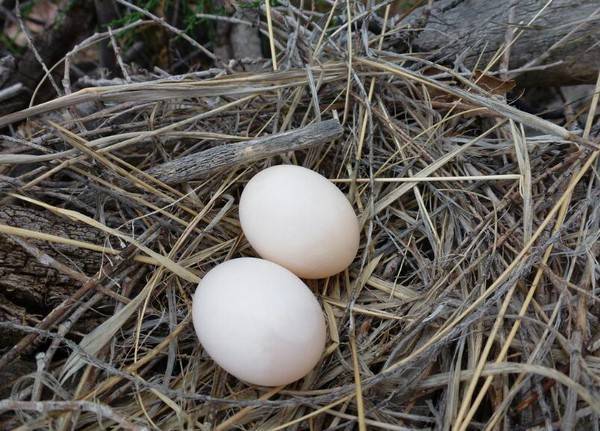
[0,204,102,310]
[145,119,344,184]
[409,0,600,86]
[0,204,106,349]
[0,292,31,347]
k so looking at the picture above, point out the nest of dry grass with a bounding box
[0,2,599,430]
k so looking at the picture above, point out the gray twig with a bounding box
[145,119,344,184]
[0,399,148,431]
[0,82,23,102]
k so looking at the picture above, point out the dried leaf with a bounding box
[473,70,516,95]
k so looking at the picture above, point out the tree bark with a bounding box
[409,0,600,86]
[0,204,103,347]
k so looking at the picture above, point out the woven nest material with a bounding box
[0,2,599,430]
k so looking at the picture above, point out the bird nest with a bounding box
[0,2,599,430]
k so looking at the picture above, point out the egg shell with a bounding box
[192,257,326,386]
[239,165,360,279]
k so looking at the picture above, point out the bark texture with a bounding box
[410,0,600,86]
[0,204,102,344]
[146,119,344,184]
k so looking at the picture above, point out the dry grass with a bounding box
[0,1,599,430]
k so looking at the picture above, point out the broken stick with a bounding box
[145,119,343,184]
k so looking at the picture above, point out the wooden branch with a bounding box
[0,292,31,348]
[409,0,600,86]
[145,119,344,184]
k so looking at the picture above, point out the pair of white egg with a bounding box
[192,165,360,386]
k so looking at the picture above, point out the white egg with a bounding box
[239,165,360,279]
[192,258,326,386]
